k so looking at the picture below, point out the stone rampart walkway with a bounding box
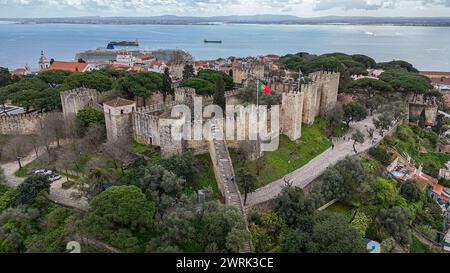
[246,115,399,208]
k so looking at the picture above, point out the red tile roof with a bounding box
[432,184,444,195]
[47,61,88,72]
[420,71,450,77]
[431,78,450,85]
[413,173,438,190]
[138,54,154,60]
[110,64,129,70]
[13,68,27,73]
[104,97,135,107]
[337,94,354,104]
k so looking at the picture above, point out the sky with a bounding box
[0,0,450,18]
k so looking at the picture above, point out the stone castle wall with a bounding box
[232,64,266,85]
[406,94,438,125]
[159,119,183,158]
[135,92,173,108]
[132,111,161,146]
[281,91,304,140]
[302,83,318,125]
[0,112,62,135]
[104,101,136,142]
[309,71,340,117]
[60,88,100,119]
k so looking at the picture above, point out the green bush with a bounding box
[368,147,392,165]
[0,186,15,212]
[350,210,370,237]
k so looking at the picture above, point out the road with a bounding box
[0,141,88,211]
[245,115,399,208]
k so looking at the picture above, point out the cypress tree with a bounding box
[214,75,226,110]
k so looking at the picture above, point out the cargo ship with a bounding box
[204,40,222,44]
[107,40,139,49]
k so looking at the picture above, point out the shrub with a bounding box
[368,147,392,165]
[15,174,51,205]
[350,210,370,237]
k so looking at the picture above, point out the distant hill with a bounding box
[2,15,450,26]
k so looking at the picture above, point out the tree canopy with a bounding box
[283,212,366,253]
[180,69,233,95]
[343,102,368,127]
[15,175,51,205]
[76,106,105,129]
[115,72,163,102]
[80,185,155,252]
[378,69,432,95]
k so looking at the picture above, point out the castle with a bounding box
[55,71,339,159]
[0,71,339,228]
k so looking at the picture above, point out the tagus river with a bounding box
[1,22,450,71]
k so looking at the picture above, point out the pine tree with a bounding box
[214,76,226,110]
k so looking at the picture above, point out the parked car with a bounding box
[34,169,53,176]
[48,174,62,182]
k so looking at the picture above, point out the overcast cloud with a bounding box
[0,0,450,17]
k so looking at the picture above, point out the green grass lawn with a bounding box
[232,119,332,188]
[325,201,354,214]
[14,165,29,177]
[192,154,220,199]
[410,236,432,253]
[132,141,160,160]
[132,141,150,154]
[324,201,357,221]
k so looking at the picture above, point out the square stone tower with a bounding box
[302,83,319,125]
[103,97,136,142]
[281,91,304,141]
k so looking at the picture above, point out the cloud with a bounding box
[0,0,241,11]
[1,0,450,16]
[312,0,450,11]
[313,0,397,11]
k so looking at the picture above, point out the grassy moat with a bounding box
[232,118,332,188]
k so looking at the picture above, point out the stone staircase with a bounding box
[208,119,253,253]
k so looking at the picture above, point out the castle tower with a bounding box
[309,71,340,117]
[174,87,196,105]
[302,83,318,125]
[159,118,183,158]
[39,50,50,71]
[60,88,101,119]
[103,97,136,142]
[281,91,304,141]
[319,72,340,116]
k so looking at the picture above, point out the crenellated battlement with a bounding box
[136,102,174,114]
[60,87,99,96]
[309,71,340,82]
[225,89,239,97]
[133,111,160,123]
[283,90,303,97]
[60,87,102,118]
[0,111,62,135]
[0,111,60,122]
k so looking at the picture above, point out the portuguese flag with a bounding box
[257,81,271,94]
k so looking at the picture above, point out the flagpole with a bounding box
[256,80,259,108]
